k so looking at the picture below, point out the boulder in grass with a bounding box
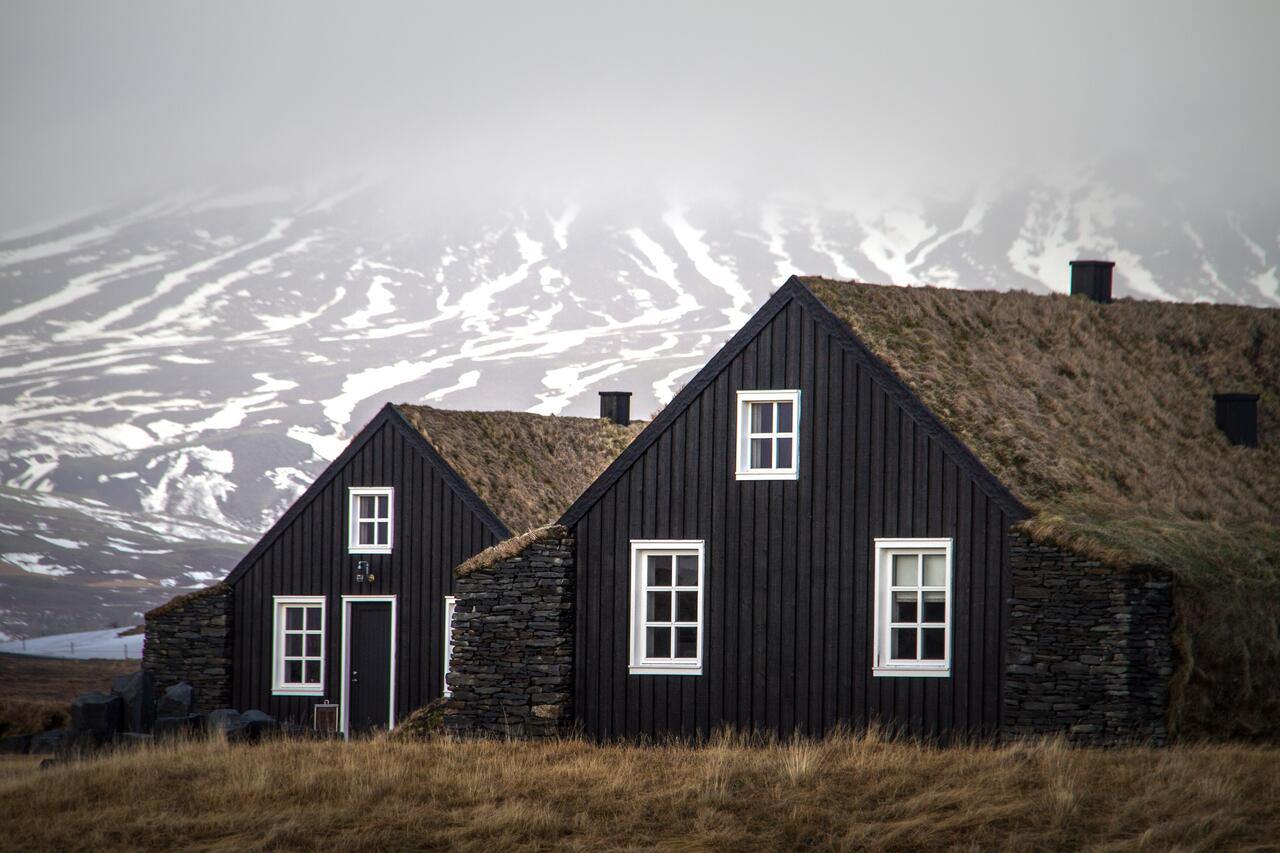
[232,709,277,742]
[0,734,31,755]
[152,714,202,738]
[111,670,154,733]
[29,730,69,755]
[156,683,195,718]
[205,708,244,735]
[70,693,123,738]
[115,732,153,750]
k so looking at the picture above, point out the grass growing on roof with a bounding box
[455,525,567,577]
[396,405,643,534]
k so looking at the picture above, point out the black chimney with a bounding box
[1070,260,1115,303]
[1214,393,1259,447]
[599,391,632,426]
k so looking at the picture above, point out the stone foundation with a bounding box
[142,583,232,714]
[1003,533,1174,744]
[444,531,575,738]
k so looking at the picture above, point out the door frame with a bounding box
[339,594,397,737]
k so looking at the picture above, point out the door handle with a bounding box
[351,670,359,684]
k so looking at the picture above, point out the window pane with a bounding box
[922,591,946,623]
[776,437,793,469]
[647,555,671,586]
[892,554,918,587]
[675,627,697,659]
[922,554,946,587]
[305,660,322,683]
[647,626,671,658]
[305,607,322,630]
[892,592,918,623]
[285,634,303,657]
[359,521,375,544]
[286,660,303,683]
[750,437,772,469]
[676,555,698,586]
[285,607,303,630]
[891,627,917,660]
[922,628,946,661]
[777,401,793,432]
[359,495,376,518]
[376,521,389,545]
[305,633,322,657]
[750,401,772,433]
[676,590,698,622]
[376,495,389,517]
[647,590,671,622]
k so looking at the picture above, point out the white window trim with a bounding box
[735,389,801,481]
[338,594,398,738]
[443,595,457,698]
[271,595,326,696]
[348,487,394,554]
[873,537,953,678]
[629,539,705,675]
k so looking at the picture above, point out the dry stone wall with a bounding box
[142,583,233,714]
[1003,532,1174,744]
[444,534,575,738]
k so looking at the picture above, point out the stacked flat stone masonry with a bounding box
[444,534,575,738]
[142,583,233,714]
[1003,532,1174,745]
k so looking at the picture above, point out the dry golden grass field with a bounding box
[1,731,1278,852]
[0,652,137,737]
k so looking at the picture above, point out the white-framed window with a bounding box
[629,540,705,675]
[272,596,325,695]
[348,487,393,554]
[735,389,801,480]
[443,595,457,697]
[873,538,953,677]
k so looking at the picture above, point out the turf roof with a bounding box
[395,404,644,535]
[802,277,1279,543]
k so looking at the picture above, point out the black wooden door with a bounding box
[347,602,393,733]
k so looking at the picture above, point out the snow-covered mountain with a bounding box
[2,171,1277,637]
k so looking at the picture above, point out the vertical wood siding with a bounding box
[573,299,1012,740]
[229,421,498,723]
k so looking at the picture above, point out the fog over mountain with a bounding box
[2,2,1278,635]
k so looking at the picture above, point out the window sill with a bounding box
[272,687,326,696]
[348,547,392,555]
[873,666,951,678]
[630,663,703,676]
[734,469,799,481]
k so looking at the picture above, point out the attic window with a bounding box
[873,539,952,678]
[735,390,801,481]
[349,487,393,554]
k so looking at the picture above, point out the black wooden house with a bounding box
[144,403,640,734]
[443,268,1278,744]
[148,264,1279,743]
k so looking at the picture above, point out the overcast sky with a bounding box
[3,1,1278,229]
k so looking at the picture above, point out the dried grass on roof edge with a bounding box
[455,525,568,577]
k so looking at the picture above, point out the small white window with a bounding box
[273,596,325,695]
[735,390,800,480]
[629,540,704,675]
[443,595,457,697]
[348,487,393,554]
[873,538,952,677]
